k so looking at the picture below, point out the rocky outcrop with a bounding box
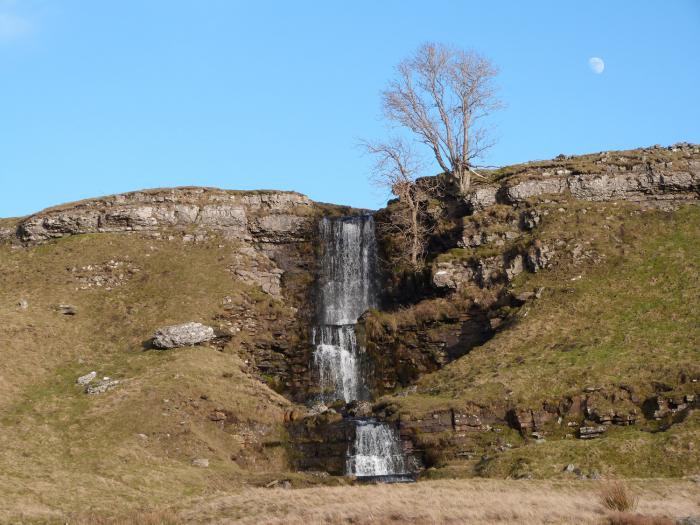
[286,406,418,476]
[381,381,700,469]
[15,187,315,244]
[361,309,494,394]
[152,322,216,349]
[286,409,354,475]
[228,244,285,298]
[466,144,700,211]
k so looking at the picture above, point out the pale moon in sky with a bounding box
[588,57,605,74]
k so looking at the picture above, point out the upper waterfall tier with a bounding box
[317,216,379,326]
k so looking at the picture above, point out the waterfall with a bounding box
[312,325,361,403]
[346,420,410,478]
[316,216,378,326]
[313,216,377,403]
[312,215,413,480]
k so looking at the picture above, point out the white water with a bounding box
[312,325,361,403]
[346,420,409,477]
[312,216,377,403]
[316,216,378,326]
[312,215,411,478]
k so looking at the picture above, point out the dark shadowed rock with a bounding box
[55,304,77,315]
[152,322,215,349]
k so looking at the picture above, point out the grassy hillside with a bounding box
[1,183,698,522]
[381,202,700,478]
[0,231,317,523]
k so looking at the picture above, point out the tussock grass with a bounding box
[600,481,638,512]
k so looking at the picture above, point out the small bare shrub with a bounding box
[600,481,639,512]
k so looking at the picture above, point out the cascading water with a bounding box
[346,419,410,480]
[311,325,361,403]
[312,215,413,481]
[313,216,377,403]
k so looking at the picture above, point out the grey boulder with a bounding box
[152,322,215,349]
[77,371,97,385]
[86,377,119,395]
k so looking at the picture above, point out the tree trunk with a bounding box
[456,167,471,195]
[409,197,419,269]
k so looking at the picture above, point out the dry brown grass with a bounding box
[72,509,183,525]
[600,481,639,512]
[168,479,698,525]
[605,512,675,525]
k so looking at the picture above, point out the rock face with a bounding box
[7,187,356,401]
[465,144,700,211]
[15,187,315,244]
[152,322,216,349]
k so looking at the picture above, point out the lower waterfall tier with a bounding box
[346,419,412,478]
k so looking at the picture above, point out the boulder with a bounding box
[578,425,606,439]
[152,322,215,349]
[85,377,119,395]
[77,371,97,385]
[525,241,552,272]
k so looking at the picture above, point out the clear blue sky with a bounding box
[1,1,699,217]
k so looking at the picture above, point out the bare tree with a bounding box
[362,138,432,269]
[382,42,501,194]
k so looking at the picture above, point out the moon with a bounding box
[588,57,605,74]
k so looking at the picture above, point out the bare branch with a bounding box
[380,43,501,194]
[361,138,431,269]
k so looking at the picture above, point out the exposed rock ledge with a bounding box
[13,187,316,244]
[466,153,700,211]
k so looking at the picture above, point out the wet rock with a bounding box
[345,400,373,418]
[152,322,215,349]
[76,371,97,385]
